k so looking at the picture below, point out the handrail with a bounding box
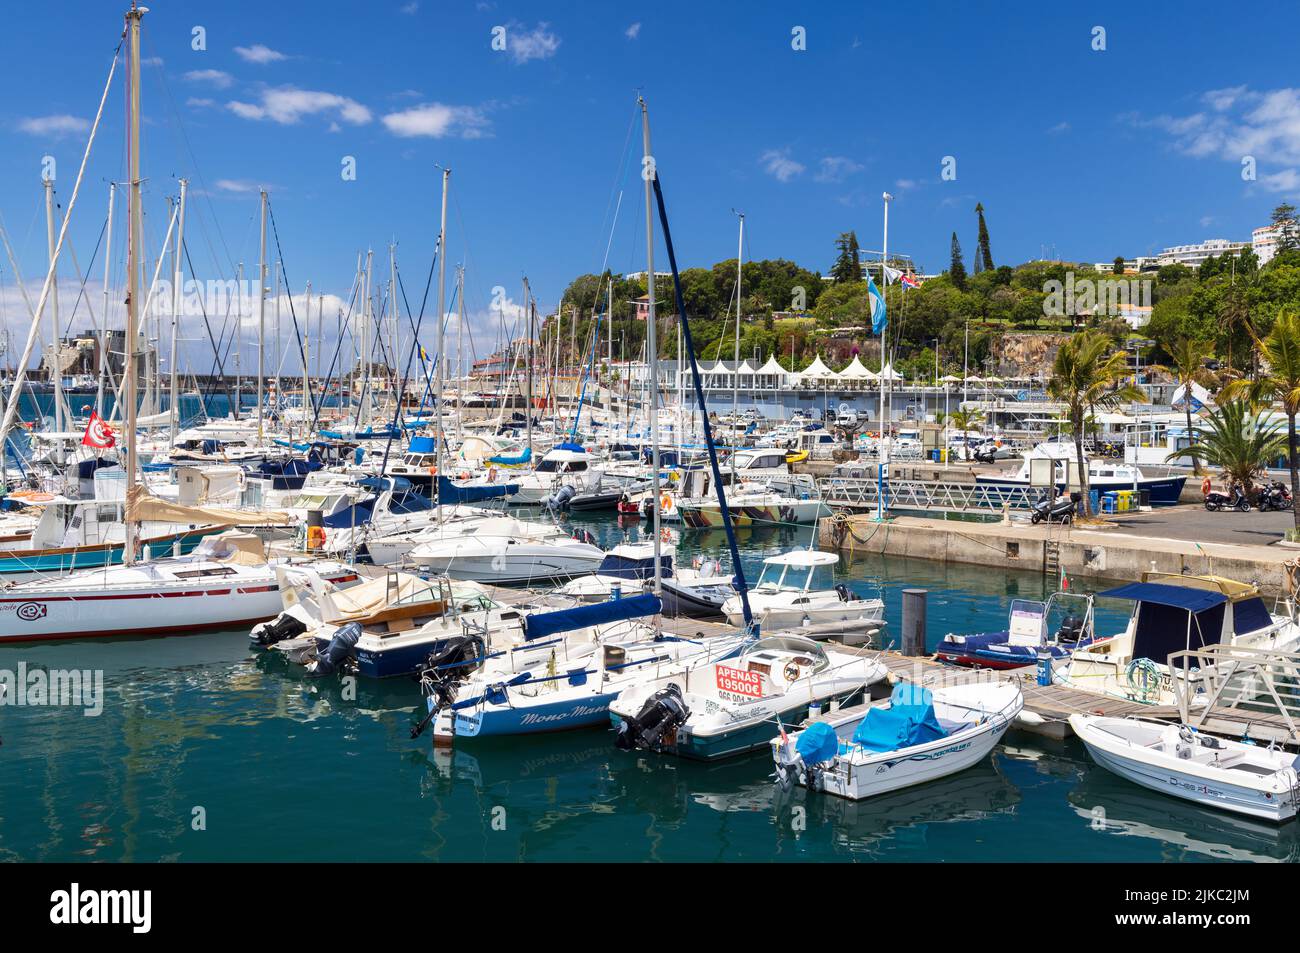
[818,477,1037,513]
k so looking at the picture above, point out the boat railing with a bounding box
[1167,643,1300,745]
[818,477,1036,513]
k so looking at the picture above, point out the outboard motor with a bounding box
[614,683,689,751]
[1055,612,1085,644]
[834,583,855,603]
[306,621,364,677]
[544,484,576,511]
[411,634,487,737]
[250,612,307,648]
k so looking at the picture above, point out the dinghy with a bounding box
[772,676,1023,800]
[611,635,888,760]
[1069,715,1300,822]
[935,593,1093,669]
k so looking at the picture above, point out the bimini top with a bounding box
[764,550,838,569]
[1098,581,1227,613]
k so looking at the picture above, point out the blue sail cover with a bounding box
[487,447,532,466]
[851,682,948,752]
[595,551,673,580]
[522,593,661,641]
[408,435,436,454]
[795,721,840,765]
[437,475,519,504]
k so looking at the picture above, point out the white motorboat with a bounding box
[407,514,605,584]
[773,675,1023,800]
[1070,715,1300,822]
[611,634,888,760]
[1057,573,1300,706]
[0,530,359,643]
[553,542,669,601]
[721,550,883,633]
[975,440,1186,506]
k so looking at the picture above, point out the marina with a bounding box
[1,3,1299,899]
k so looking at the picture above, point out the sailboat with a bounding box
[0,4,360,643]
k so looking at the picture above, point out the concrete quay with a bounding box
[819,510,1296,593]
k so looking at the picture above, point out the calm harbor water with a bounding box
[1,511,1296,863]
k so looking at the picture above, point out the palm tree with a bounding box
[1047,330,1146,516]
[1171,399,1286,496]
[947,408,984,465]
[1152,337,1218,476]
[1221,309,1300,529]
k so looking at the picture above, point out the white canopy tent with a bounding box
[837,355,878,384]
[755,355,791,388]
[876,362,902,382]
[798,354,838,385]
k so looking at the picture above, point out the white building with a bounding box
[1253,220,1297,266]
[1153,238,1249,268]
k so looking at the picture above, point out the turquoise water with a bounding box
[1,511,1296,863]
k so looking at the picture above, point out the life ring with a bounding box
[783,661,802,682]
[1201,475,1212,497]
[660,494,671,510]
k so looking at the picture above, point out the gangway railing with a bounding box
[1167,643,1300,744]
[818,477,1036,513]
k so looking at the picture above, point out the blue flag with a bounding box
[868,274,887,335]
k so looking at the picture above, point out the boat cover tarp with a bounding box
[317,572,444,624]
[437,475,519,504]
[522,592,661,641]
[595,551,673,580]
[795,721,840,765]
[124,484,290,527]
[322,501,375,528]
[1097,582,1227,613]
[488,447,532,466]
[191,529,268,567]
[851,682,947,752]
[408,436,436,454]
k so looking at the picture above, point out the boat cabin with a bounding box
[753,549,839,595]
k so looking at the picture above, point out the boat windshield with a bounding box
[746,635,828,670]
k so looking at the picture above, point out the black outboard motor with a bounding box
[1055,612,1085,644]
[544,484,576,511]
[834,583,855,603]
[411,634,487,738]
[250,612,307,648]
[306,621,363,677]
[614,683,689,751]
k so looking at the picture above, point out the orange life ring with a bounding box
[1201,476,1212,497]
[660,494,671,510]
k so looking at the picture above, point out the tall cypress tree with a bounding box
[831,232,857,283]
[975,202,994,271]
[846,230,861,279]
[949,232,967,290]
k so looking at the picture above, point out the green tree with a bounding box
[1112,256,1124,275]
[1221,309,1300,528]
[975,202,994,271]
[949,232,967,291]
[1152,337,1217,476]
[1047,329,1147,515]
[1273,202,1298,254]
[831,231,861,283]
[1173,399,1286,498]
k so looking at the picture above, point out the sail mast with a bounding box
[123,0,144,567]
[97,182,115,418]
[434,167,450,514]
[256,188,267,441]
[639,96,661,599]
[168,178,187,439]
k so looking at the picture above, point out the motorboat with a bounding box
[0,530,359,643]
[773,675,1023,800]
[935,592,1094,669]
[675,477,830,529]
[1056,573,1300,706]
[660,555,734,618]
[610,634,888,760]
[406,514,605,584]
[975,440,1186,506]
[1070,715,1300,822]
[720,550,883,633]
[552,542,671,601]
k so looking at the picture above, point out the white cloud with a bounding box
[1129,86,1300,192]
[760,148,804,182]
[187,97,215,108]
[1200,214,1216,227]
[400,1,419,13]
[17,114,88,137]
[625,22,641,40]
[814,156,863,183]
[234,44,287,64]
[381,102,490,138]
[226,86,371,125]
[184,68,234,88]
[507,22,560,64]
[894,177,919,191]
[1048,121,1070,134]
[215,179,263,193]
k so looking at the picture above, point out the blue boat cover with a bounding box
[851,681,948,752]
[1098,582,1227,613]
[323,501,375,528]
[795,721,840,765]
[488,447,532,466]
[594,551,673,580]
[408,435,436,454]
[554,441,584,453]
[522,593,661,641]
[437,475,519,504]
[358,475,413,492]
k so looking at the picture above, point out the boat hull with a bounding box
[0,527,220,579]
[975,475,1187,506]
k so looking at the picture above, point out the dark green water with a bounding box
[1,512,1296,863]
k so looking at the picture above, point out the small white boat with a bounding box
[406,515,605,584]
[611,634,888,760]
[721,549,883,632]
[772,676,1023,800]
[1069,715,1300,822]
[553,542,667,601]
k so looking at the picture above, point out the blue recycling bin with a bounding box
[1088,488,1100,513]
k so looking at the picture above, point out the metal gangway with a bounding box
[818,477,1036,514]
[1167,643,1300,746]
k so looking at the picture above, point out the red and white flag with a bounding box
[81,411,116,450]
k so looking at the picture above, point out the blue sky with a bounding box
[1,0,1298,369]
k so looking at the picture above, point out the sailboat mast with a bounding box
[640,96,661,598]
[732,210,743,482]
[303,280,311,439]
[256,188,267,441]
[123,0,144,568]
[97,182,115,419]
[434,167,450,508]
[168,178,187,439]
[44,179,63,439]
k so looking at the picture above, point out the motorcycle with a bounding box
[1030,491,1078,525]
[1257,481,1293,512]
[1204,485,1251,512]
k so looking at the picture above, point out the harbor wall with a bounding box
[818,515,1289,593]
